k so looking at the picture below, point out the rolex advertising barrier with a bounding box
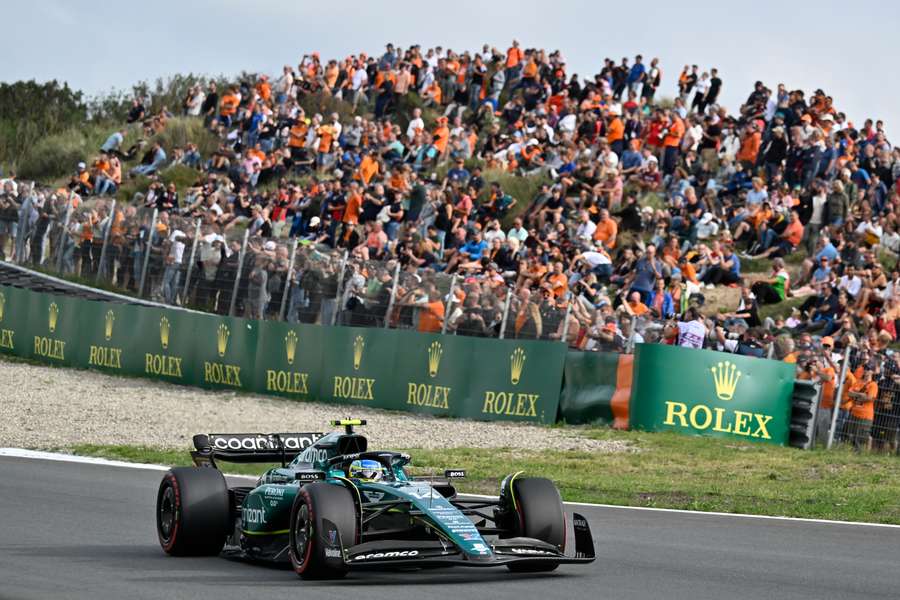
[0,285,566,424]
[629,343,796,445]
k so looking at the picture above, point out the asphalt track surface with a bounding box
[0,455,898,600]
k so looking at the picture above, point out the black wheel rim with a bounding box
[293,504,310,562]
[159,485,176,542]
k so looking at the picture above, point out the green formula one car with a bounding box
[156,419,595,579]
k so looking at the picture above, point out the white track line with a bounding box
[2,448,898,530]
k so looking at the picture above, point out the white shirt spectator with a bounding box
[839,274,862,298]
[407,116,424,142]
[507,226,528,243]
[484,228,506,244]
[580,250,611,267]
[677,319,707,349]
[168,231,186,264]
[576,220,597,241]
[351,69,368,91]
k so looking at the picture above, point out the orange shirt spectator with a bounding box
[256,79,271,102]
[592,216,618,248]
[343,192,362,224]
[289,122,308,148]
[324,64,339,89]
[358,155,379,185]
[547,272,567,298]
[628,298,649,316]
[425,82,442,105]
[433,120,450,154]
[736,129,762,163]
[819,365,837,410]
[607,116,625,144]
[317,125,335,153]
[662,116,685,147]
[680,261,700,284]
[417,300,445,333]
[247,147,266,163]
[523,59,539,80]
[783,218,804,247]
[506,45,524,68]
[849,379,878,421]
[219,92,239,117]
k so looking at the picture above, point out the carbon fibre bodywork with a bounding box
[186,423,596,570]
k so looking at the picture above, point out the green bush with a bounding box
[152,117,220,157]
[16,122,112,182]
[299,91,358,123]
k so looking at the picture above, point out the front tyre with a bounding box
[501,476,565,572]
[156,467,229,556]
[289,482,358,580]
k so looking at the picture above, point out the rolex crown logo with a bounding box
[48,302,59,333]
[510,347,526,385]
[353,335,365,371]
[0,291,5,322]
[159,316,170,350]
[104,310,115,341]
[217,324,230,358]
[427,341,443,378]
[711,361,742,401]
[285,330,298,365]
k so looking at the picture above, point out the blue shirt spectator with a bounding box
[461,238,488,261]
[101,130,124,153]
[815,241,839,262]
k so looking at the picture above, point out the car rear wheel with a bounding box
[156,467,229,556]
[289,482,357,580]
[501,476,565,572]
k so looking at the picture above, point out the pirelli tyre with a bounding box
[500,475,565,572]
[289,482,358,580]
[156,467,230,556]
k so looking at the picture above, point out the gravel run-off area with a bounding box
[0,359,631,454]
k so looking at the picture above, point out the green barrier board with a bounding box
[629,343,795,445]
[0,285,565,424]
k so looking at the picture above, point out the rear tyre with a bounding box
[156,467,229,556]
[289,482,358,580]
[502,476,565,572]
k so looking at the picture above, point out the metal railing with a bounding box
[4,200,570,340]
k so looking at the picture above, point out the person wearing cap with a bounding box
[74,162,93,195]
[606,108,625,156]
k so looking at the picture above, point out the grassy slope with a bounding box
[71,429,900,524]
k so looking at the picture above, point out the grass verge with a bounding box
[70,429,900,524]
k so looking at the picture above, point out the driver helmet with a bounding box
[349,459,384,482]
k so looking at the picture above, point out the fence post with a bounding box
[826,345,853,449]
[181,218,202,302]
[278,239,299,321]
[228,228,250,317]
[330,250,349,326]
[94,199,116,284]
[383,260,401,328]
[441,273,459,334]
[560,300,573,344]
[499,288,513,339]
[137,208,158,298]
[55,194,74,273]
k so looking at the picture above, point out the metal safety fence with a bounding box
[2,195,570,341]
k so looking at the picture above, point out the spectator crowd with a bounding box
[1,41,900,451]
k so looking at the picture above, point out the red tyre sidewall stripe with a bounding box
[297,489,314,574]
[160,473,180,552]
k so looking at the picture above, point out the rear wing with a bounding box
[191,432,324,467]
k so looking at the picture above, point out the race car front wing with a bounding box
[342,511,596,569]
